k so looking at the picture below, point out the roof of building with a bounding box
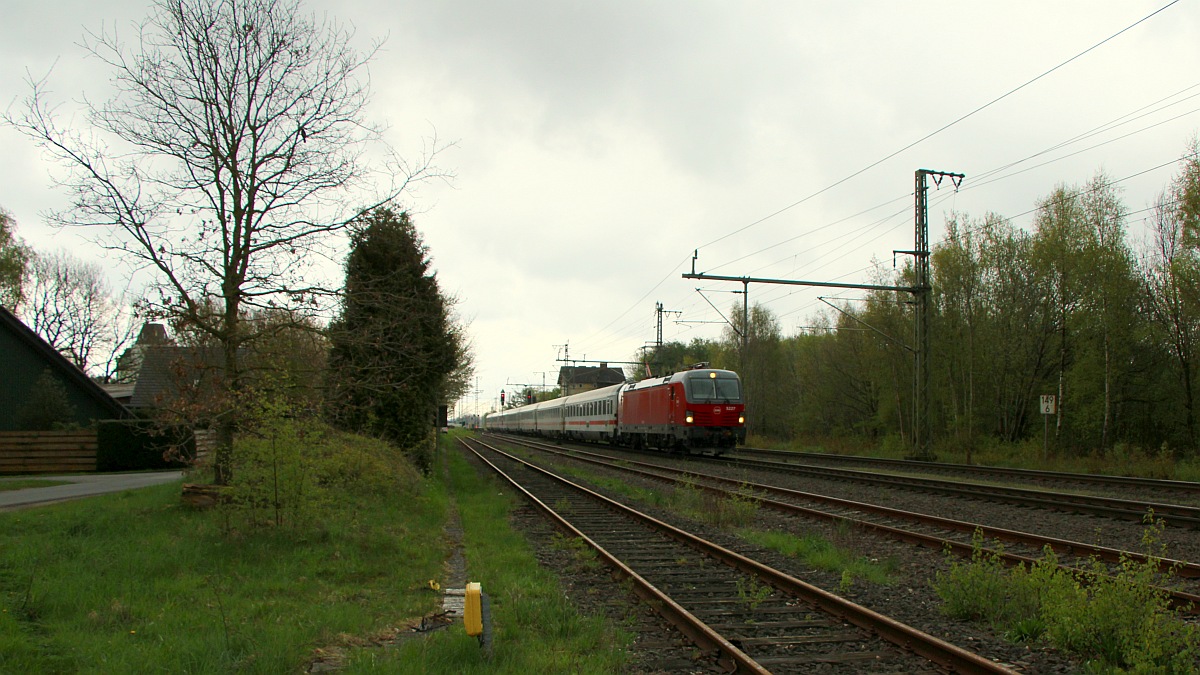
[128,344,227,409]
[558,365,626,387]
[0,304,130,422]
[100,382,136,403]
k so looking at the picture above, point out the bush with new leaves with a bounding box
[224,390,421,531]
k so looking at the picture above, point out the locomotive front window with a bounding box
[685,374,742,402]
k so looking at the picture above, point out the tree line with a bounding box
[640,144,1200,458]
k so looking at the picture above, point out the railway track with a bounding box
[731,447,1200,501]
[484,433,1200,611]
[710,453,1200,529]
[460,435,1018,674]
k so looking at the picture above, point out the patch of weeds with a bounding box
[830,519,859,551]
[933,530,1037,629]
[838,570,854,594]
[671,481,707,516]
[720,486,761,528]
[735,577,772,610]
[550,533,602,574]
[1005,616,1046,643]
[933,519,1200,673]
[556,466,664,507]
[741,528,894,586]
[0,479,72,492]
[670,481,759,528]
[552,497,574,516]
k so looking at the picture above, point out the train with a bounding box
[483,365,746,455]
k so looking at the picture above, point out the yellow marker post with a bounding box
[464,582,483,637]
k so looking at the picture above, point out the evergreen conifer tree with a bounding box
[327,208,458,468]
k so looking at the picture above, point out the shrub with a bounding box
[14,370,77,431]
[933,521,1200,673]
[223,393,421,531]
[96,420,195,471]
[934,530,1043,630]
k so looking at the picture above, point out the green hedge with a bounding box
[96,420,195,471]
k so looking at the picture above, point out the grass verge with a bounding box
[769,433,1200,483]
[554,462,895,588]
[341,440,632,673]
[0,428,448,674]
[0,479,73,492]
[740,528,896,589]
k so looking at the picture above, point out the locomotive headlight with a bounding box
[685,411,694,424]
[738,416,745,424]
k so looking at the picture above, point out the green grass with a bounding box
[340,442,632,673]
[554,463,894,588]
[769,433,1200,483]
[555,463,757,527]
[0,427,638,667]
[0,429,449,674]
[739,528,896,587]
[0,479,73,491]
[0,428,639,673]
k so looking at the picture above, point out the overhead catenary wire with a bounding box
[703,94,1198,286]
[581,2,1190,361]
[679,151,1186,337]
[969,81,1200,185]
[693,122,1197,325]
[692,0,1182,253]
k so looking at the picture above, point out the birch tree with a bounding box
[22,249,129,375]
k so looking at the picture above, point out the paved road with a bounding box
[0,471,185,510]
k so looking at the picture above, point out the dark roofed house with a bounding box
[0,305,129,431]
[114,324,228,412]
[558,364,626,397]
[113,322,172,385]
[129,345,228,411]
[100,382,136,406]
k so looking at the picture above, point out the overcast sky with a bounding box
[2,1,1199,417]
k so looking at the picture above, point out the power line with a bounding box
[694,86,1197,290]
[967,152,1199,235]
[585,4,1188,364]
[966,107,1200,193]
[699,99,1195,298]
[693,1,1182,253]
[970,81,1200,185]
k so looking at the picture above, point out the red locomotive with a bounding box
[485,365,746,455]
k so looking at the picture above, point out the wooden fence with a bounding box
[0,431,98,474]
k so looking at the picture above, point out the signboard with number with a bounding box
[1040,394,1056,415]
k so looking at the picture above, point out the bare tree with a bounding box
[4,0,444,483]
[22,249,129,375]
